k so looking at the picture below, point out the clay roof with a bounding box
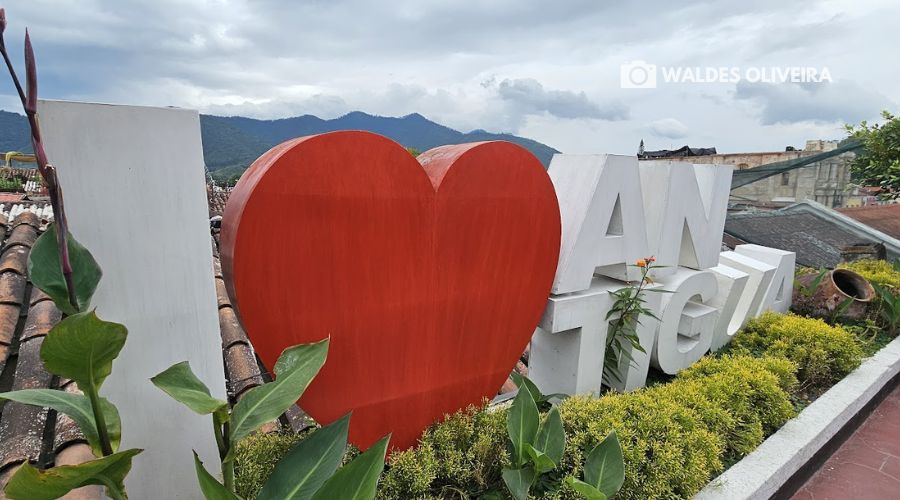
[836,204,900,240]
[725,210,885,268]
[0,210,310,496]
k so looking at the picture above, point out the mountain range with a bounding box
[0,110,559,181]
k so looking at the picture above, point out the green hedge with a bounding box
[373,353,795,500]
[235,311,864,499]
[730,312,863,389]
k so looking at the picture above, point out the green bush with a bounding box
[731,312,863,389]
[839,259,900,290]
[557,391,724,500]
[374,354,796,500]
[378,406,508,499]
[673,355,797,462]
[234,431,307,498]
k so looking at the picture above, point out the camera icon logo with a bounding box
[620,61,657,89]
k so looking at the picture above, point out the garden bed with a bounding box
[696,333,900,499]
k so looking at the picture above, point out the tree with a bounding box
[846,111,900,199]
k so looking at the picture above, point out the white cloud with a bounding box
[0,0,896,155]
[648,118,688,139]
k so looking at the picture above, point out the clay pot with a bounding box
[793,269,876,320]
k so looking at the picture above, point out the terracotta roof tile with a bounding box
[0,304,21,349]
[0,337,53,470]
[219,306,248,349]
[2,215,39,252]
[0,273,27,307]
[215,278,232,310]
[20,299,61,343]
[836,204,900,240]
[224,342,265,401]
[0,246,29,276]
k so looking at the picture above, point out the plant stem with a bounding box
[213,417,227,460]
[0,20,79,312]
[221,420,235,492]
[87,384,114,456]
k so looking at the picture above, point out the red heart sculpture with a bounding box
[221,131,561,450]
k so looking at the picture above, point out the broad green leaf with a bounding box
[524,444,555,473]
[258,413,350,500]
[152,361,228,417]
[510,372,541,405]
[0,389,121,456]
[534,407,565,465]
[4,448,141,500]
[40,311,127,391]
[507,386,539,467]
[27,225,102,316]
[310,434,389,500]
[193,451,241,500]
[584,432,625,498]
[565,477,607,500]
[501,467,535,500]
[230,339,328,447]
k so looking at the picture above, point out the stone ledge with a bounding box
[695,334,900,499]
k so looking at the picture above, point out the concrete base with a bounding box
[695,334,900,499]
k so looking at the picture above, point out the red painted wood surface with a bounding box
[220,131,561,451]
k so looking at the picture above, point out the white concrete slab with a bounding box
[38,100,224,498]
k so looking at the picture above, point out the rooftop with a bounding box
[836,204,900,240]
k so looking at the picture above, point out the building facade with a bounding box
[649,140,862,208]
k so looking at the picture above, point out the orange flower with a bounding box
[636,258,647,268]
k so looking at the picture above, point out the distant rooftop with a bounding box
[725,200,900,268]
[639,145,717,159]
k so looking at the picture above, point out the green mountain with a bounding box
[200,111,559,182]
[0,111,32,154]
[0,110,560,179]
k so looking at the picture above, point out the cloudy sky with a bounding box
[0,0,897,155]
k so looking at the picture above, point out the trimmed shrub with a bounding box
[673,355,797,461]
[839,259,900,290]
[557,391,724,500]
[731,312,863,389]
[234,431,307,499]
[378,406,508,499]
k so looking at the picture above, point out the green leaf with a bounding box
[27,225,102,315]
[258,413,350,500]
[0,389,121,456]
[40,311,127,392]
[584,432,625,498]
[229,339,329,447]
[565,477,607,500]
[524,444,555,473]
[152,361,228,417]
[4,448,141,500]
[193,451,241,500]
[510,372,541,405]
[501,467,535,500]
[534,407,565,465]
[507,386,539,467]
[310,434,389,500]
